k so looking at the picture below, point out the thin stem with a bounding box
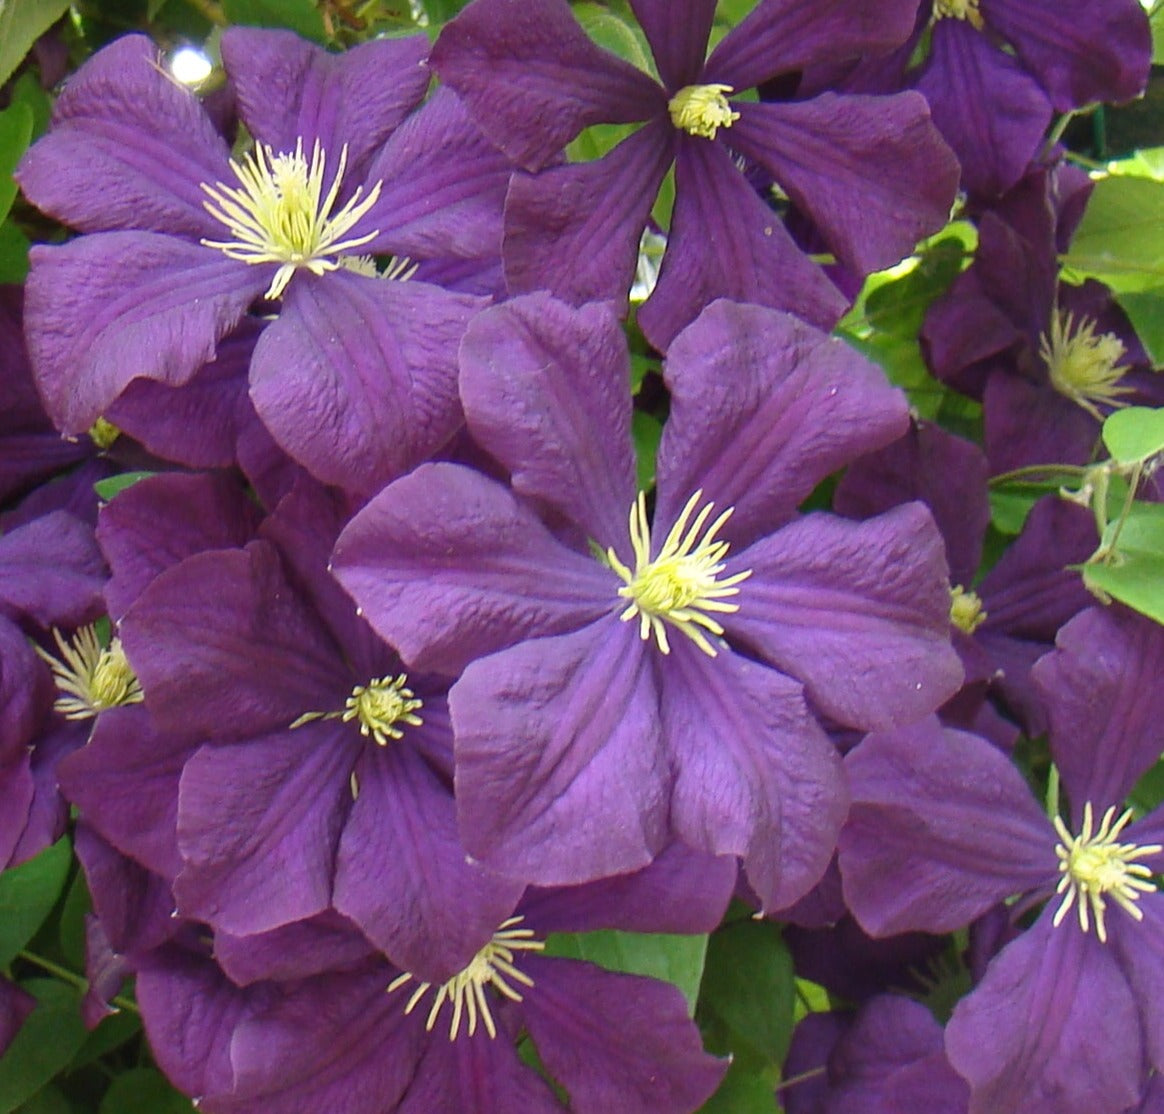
[988,464,1088,487]
[775,1066,827,1093]
[1096,460,1143,563]
[1040,110,1078,159]
[180,0,228,25]
[17,949,141,1016]
[1046,763,1061,821]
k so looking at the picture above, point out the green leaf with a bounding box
[1081,501,1164,624]
[57,870,88,971]
[9,73,51,142]
[0,102,32,223]
[0,980,88,1114]
[1102,406,1164,464]
[93,471,155,502]
[1130,758,1164,816]
[574,2,654,75]
[632,410,662,493]
[69,1009,140,1072]
[13,1084,71,1114]
[100,1068,195,1114]
[1062,175,1164,286]
[0,838,72,968]
[1152,3,1164,64]
[1114,286,1164,365]
[696,919,796,1072]
[0,0,71,90]
[697,1060,778,1114]
[221,0,327,42]
[0,219,29,283]
[543,929,709,1014]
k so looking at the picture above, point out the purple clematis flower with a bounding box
[838,605,1164,1114]
[17,28,511,497]
[432,0,959,349]
[135,847,732,1114]
[333,294,962,910]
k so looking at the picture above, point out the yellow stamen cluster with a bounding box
[668,84,740,140]
[338,254,418,282]
[1040,310,1133,421]
[607,490,751,658]
[200,138,382,300]
[386,917,545,1040]
[949,585,986,634]
[292,674,423,747]
[932,0,984,30]
[36,625,144,720]
[88,418,121,451]
[1052,802,1162,944]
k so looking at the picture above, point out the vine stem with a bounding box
[774,1066,827,1093]
[16,949,141,1016]
[179,0,228,25]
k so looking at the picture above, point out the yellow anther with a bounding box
[668,84,740,140]
[291,673,423,747]
[949,585,986,634]
[88,418,121,451]
[932,0,984,30]
[36,625,144,720]
[1040,310,1133,422]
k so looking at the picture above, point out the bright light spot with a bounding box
[170,47,212,86]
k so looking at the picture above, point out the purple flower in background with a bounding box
[334,295,961,910]
[432,0,958,348]
[135,848,731,1114]
[838,605,1164,1113]
[18,29,510,496]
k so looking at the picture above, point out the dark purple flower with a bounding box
[334,294,961,910]
[18,29,509,496]
[432,0,958,349]
[837,606,1164,1113]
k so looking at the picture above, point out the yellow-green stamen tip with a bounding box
[386,917,545,1041]
[1040,309,1133,421]
[292,673,422,747]
[88,417,121,451]
[949,585,986,634]
[606,490,751,658]
[668,84,740,140]
[36,624,144,721]
[200,138,382,300]
[932,0,984,29]
[1052,802,1162,944]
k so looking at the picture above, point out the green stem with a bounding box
[1046,764,1061,821]
[988,464,1088,487]
[17,950,141,1016]
[180,0,228,25]
[775,1066,827,1093]
[1040,110,1078,159]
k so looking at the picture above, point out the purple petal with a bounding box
[638,136,846,350]
[0,980,34,1057]
[16,34,231,238]
[332,462,615,675]
[452,619,668,885]
[0,511,105,628]
[430,0,664,170]
[459,294,636,550]
[249,271,481,498]
[628,0,715,89]
[174,722,356,935]
[97,471,260,621]
[120,541,349,740]
[945,916,1144,1114]
[213,912,374,986]
[59,707,192,879]
[730,94,958,276]
[662,639,846,912]
[984,0,1151,109]
[1110,898,1164,1073]
[0,761,35,872]
[918,22,1051,199]
[504,121,675,310]
[221,28,430,182]
[839,718,1057,937]
[24,234,264,433]
[705,0,920,89]
[361,88,512,262]
[1033,606,1164,819]
[727,504,963,730]
[657,300,909,545]
[334,743,524,983]
[521,957,727,1114]
[983,374,1100,473]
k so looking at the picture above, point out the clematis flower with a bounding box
[135,848,732,1114]
[333,294,961,910]
[838,605,1164,1114]
[431,0,959,349]
[18,28,511,496]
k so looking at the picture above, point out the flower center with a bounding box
[932,0,984,29]
[949,585,986,634]
[1052,802,1162,944]
[668,84,740,140]
[291,673,423,747]
[200,138,382,300]
[36,625,144,721]
[386,917,545,1040]
[606,490,751,658]
[1040,310,1133,421]
[88,417,121,450]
